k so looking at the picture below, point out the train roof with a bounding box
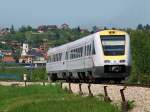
[47,32,97,54]
[47,30,128,54]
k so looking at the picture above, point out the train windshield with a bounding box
[101,35,125,55]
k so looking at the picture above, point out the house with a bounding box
[37,25,47,33]
[9,41,22,48]
[80,29,89,33]
[60,23,69,29]
[1,56,15,63]
[28,49,47,66]
[37,25,58,33]
[1,50,13,56]
[0,27,10,36]
[19,55,33,63]
[47,25,58,30]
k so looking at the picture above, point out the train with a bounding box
[46,30,131,83]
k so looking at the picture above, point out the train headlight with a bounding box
[104,60,110,63]
[120,60,125,63]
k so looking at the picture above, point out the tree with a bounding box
[144,24,150,30]
[77,26,81,32]
[137,24,143,30]
[92,26,99,32]
[10,25,15,33]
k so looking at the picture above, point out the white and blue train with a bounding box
[46,30,131,83]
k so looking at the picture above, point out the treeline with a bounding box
[0,26,90,48]
[129,29,150,84]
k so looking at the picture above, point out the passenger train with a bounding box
[46,30,131,83]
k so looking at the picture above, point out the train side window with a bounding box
[60,53,62,61]
[55,54,57,61]
[87,45,89,56]
[77,48,79,58]
[81,47,83,57]
[72,50,74,59]
[75,49,77,58]
[53,54,55,62]
[59,53,62,61]
[70,50,72,59]
[84,46,86,56]
[92,41,96,55]
[79,47,81,57]
[89,44,91,55]
[65,52,68,60]
[52,55,53,62]
[54,54,56,61]
[74,49,76,59]
[50,55,52,62]
[55,54,58,61]
[51,55,53,62]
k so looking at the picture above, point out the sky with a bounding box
[0,0,150,29]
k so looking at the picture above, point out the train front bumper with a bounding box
[93,65,131,79]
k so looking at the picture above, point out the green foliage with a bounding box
[31,68,46,81]
[0,28,90,48]
[0,85,120,112]
[128,30,150,84]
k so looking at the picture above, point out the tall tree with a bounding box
[10,25,15,33]
[137,24,143,30]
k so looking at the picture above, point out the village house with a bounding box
[0,27,10,36]
[37,25,58,33]
[19,43,47,66]
[60,23,69,29]
[1,55,15,63]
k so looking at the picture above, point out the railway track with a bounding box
[62,82,150,112]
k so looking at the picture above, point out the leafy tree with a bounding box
[137,24,143,30]
[10,25,15,34]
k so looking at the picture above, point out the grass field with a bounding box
[0,84,120,112]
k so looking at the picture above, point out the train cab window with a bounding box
[101,35,125,56]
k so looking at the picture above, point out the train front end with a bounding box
[97,30,131,82]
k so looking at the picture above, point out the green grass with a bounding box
[0,85,120,112]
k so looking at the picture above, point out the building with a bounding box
[37,25,58,33]
[19,55,33,63]
[28,48,47,66]
[60,23,69,29]
[0,27,10,36]
[1,56,15,63]
[21,43,29,56]
[47,25,58,30]
[0,50,12,56]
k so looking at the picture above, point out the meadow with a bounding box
[0,84,120,112]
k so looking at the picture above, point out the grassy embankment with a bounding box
[0,84,120,112]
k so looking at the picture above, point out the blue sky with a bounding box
[0,0,150,29]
